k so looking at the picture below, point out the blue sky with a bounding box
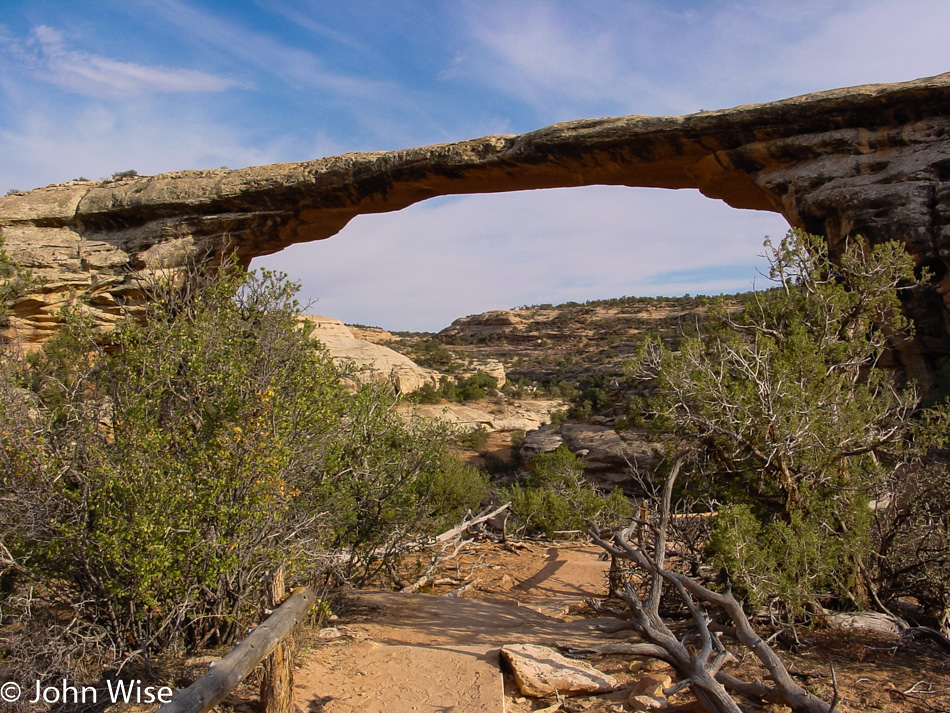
[2,1,950,331]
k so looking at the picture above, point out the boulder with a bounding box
[560,424,656,475]
[626,673,673,711]
[500,643,617,697]
[520,423,659,494]
[628,695,665,711]
[520,426,564,459]
[301,315,438,394]
[629,673,673,698]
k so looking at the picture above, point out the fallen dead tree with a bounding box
[399,502,510,593]
[433,502,510,544]
[589,458,835,713]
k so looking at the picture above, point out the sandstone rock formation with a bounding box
[406,399,566,434]
[299,315,438,393]
[345,324,394,344]
[499,643,617,697]
[560,423,657,480]
[520,423,659,495]
[4,73,950,375]
[520,426,567,459]
[456,358,507,389]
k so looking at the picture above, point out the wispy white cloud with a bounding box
[459,2,672,118]
[455,0,950,121]
[751,1,950,90]
[130,1,452,149]
[138,1,388,98]
[2,25,244,97]
[0,99,294,189]
[436,52,465,82]
[261,1,370,54]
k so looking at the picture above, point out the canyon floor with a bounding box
[191,540,950,713]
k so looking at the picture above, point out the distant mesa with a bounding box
[3,72,950,378]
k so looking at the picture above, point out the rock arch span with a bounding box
[2,73,950,375]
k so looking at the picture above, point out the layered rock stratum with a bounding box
[299,315,438,393]
[3,73,950,375]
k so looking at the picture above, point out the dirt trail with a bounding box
[286,541,950,713]
[292,543,623,713]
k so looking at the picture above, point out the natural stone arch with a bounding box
[2,72,950,377]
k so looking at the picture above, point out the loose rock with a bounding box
[500,643,617,697]
[628,673,672,698]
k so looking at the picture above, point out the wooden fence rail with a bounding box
[156,586,314,713]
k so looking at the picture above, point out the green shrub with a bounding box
[456,425,490,450]
[410,381,442,403]
[709,500,868,611]
[631,230,942,611]
[456,371,498,401]
[501,374,529,398]
[0,233,32,327]
[504,446,630,537]
[549,410,567,429]
[412,372,499,404]
[0,264,486,673]
[406,338,459,372]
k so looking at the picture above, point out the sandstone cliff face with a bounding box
[3,73,950,374]
[299,315,438,394]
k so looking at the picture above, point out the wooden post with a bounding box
[156,587,313,713]
[261,566,296,713]
[636,500,650,542]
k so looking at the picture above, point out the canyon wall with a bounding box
[2,73,950,375]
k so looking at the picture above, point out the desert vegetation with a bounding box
[628,231,950,619]
[579,231,950,711]
[0,252,489,699]
[390,230,950,709]
[0,230,948,712]
[502,445,631,537]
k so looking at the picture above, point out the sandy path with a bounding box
[294,641,502,713]
[292,544,624,713]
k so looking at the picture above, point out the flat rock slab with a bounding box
[501,643,618,697]
[294,641,504,713]
[293,592,630,713]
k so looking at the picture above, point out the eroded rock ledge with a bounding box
[2,73,950,374]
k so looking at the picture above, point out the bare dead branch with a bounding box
[589,458,835,713]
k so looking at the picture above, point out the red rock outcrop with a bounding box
[2,73,950,375]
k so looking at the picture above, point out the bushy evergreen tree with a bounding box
[630,230,948,610]
[505,446,630,537]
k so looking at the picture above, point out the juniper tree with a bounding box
[629,230,947,610]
